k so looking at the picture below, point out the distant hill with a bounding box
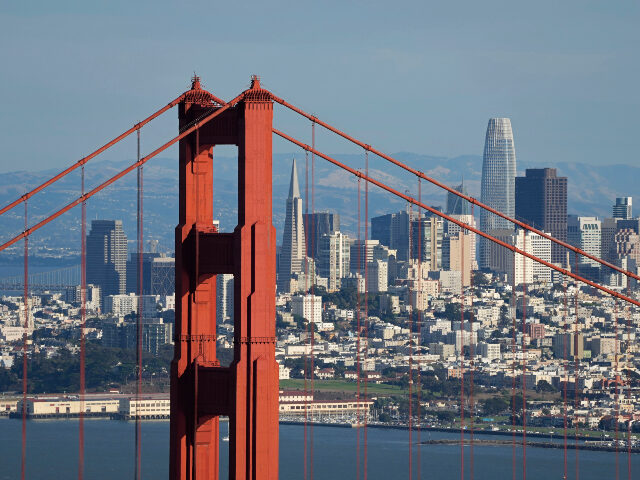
[0,153,635,255]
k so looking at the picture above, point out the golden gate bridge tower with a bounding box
[170,76,278,480]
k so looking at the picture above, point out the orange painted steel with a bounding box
[271,95,640,283]
[0,95,243,254]
[273,128,640,309]
[0,93,189,217]
[170,76,278,480]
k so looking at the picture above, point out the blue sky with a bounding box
[0,1,638,172]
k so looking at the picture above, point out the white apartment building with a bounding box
[478,342,501,361]
[568,215,602,267]
[366,259,388,293]
[291,294,322,324]
[104,293,159,317]
[318,232,351,292]
[488,229,551,286]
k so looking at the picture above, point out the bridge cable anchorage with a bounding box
[356,172,362,480]
[0,93,245,254]
[79,164,87,480]
[21,198,28,480]
[270,95,640,283]
[272,129,640,308]
[0,93,187,217]
[135,127,143,480]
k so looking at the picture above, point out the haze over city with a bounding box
[1,2,639,480]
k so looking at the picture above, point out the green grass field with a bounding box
[280,379,406,396]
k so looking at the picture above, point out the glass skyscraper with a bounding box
[479,118,517,269]
[86,219,128,302]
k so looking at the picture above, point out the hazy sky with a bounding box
[1,1,638,172]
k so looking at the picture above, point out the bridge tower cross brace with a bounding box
[170,75,279,480]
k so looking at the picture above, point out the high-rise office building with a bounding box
[568,216,602,266]
[486,229,551,285]
[371,209,419,262]
[86,220,128,301]
[150,256,175,297]
[446,183,471,215]
[303,212,340,260]
[317,232,350,292]
[410,216,443,270]
[126,252,160,294]
[479,118,517,269]
[366,259,388,293]
[568,215,602,281]
[277,159,306,293]
[445,214,477,270]
[611,228,640,265]
[612,197,632,220]
[350,239,380,274]
[216,274,234,323]
[515,168,568,264]
[442,232,472,286]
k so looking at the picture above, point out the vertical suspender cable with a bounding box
[135,128,143,480]
[363,148,369,480]
[310,120,315,480]
[511,246,517,480]
[625,284,632,480]
[468,204,475,480]
[521,234,527,480]
[21,199,28,480]
[416,178,421,480]
[459,223,465,480]
[563,280,569,480]
[573,256,580,480]
[614,299,620,480]
[356,175,362,480]
[79,164,87,480]
[407,200,413,480]
[303,148,309,480]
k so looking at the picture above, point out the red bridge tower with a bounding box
[170,76,278,480]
